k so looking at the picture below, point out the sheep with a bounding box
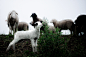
[74,15,86,36]
[30,13,43,27]
[6,21,42,52]
[7,10,19,35]
[50,19,74,35]
[48,25,56,33]
[17,22,29,31]
[30,13,55,33]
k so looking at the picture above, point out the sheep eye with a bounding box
[35,23,38,26]
[16,13,18,15]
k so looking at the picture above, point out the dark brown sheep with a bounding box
[30,13,43,27]
[74,15,86,36]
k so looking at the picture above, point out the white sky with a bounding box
[0,0,86,35]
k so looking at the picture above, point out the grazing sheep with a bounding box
[7,10,19,35]
[17,22,29,31]
[6,21,42,52]
[30,13,55,33]
[74,15,86,36]
[50,19,74,35]
[48,25,56,33]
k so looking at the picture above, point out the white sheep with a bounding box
[7,10,19,35]
[6,21,42,52]
[50,19,74,35]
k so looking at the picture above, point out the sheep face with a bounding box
[50,20,53,23]
[34,21,43,29]
[10,11,18,19]
[30,13,37,19]
[50,19,58,27]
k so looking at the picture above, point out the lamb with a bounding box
[17,22,29,31]
[50,19,74,35]
[7,10,19,35]
[6,21,42,52]
[30,13,55,33]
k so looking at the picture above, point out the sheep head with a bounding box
[9,10,18,19]
[30,13,37,19]
[50,19,58,26]
[34,21,43,30]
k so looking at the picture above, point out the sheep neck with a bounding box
[35,27,40,33]
[53,21,59,28]
[33,17,39,22]
[53,21,57,27]
[33,28,40,37]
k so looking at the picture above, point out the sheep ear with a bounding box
[30,22,33,25]
[30,23,32,25]
[30,23,37,26]
[35,23,38,26]
[30,23,35,26]
[16,13,18,15]
[9,13,11,15]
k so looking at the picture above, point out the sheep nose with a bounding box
[41,24,43,26]
[30,15,32,17]
[11,17,15,19]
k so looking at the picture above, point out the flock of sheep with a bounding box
[6,10,86,52]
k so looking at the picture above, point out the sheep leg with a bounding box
[9,28,11,34]
[16,23,18,32]
[31,39,35,52]
[24,26,26,31]
[59,29,61,32]
[10,23,12,34]
[13,44,15,50]
[9,27,12,35]
[9,23,12,34]
[13,25,16,35]
[6,39,19,51]
[70,30,72,36]
[35,46,37,52]
[75,26,77,36]
[35,39,38,52]
[6,40,14,51]
[6,42,12,51]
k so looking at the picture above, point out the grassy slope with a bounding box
[0,34,86,57]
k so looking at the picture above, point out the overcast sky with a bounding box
[0,0,86,35]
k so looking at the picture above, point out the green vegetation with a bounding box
[37,23,69,57]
